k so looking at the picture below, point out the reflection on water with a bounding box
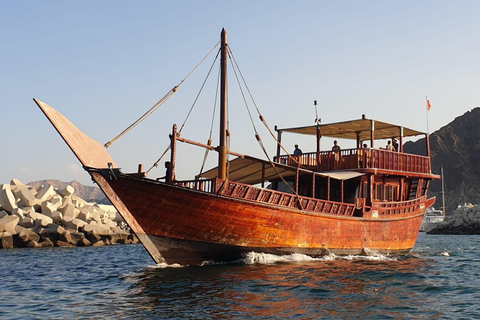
[125,254,440,319]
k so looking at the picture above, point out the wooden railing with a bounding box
[275,148,431,174]
[372,196,426,215]
[173,178,356,216]
[172,179,217,193]
[173,178,428,217]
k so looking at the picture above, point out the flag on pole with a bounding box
[427,99,432,111]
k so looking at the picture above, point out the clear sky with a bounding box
[2,0,479,186]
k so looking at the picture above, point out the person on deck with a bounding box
[361,143,371,167]
[293,144,303,155]
[392,138,399,152]
[332,140,341,152]
[386,140,394,151]
[156,161,173,183]
[332,140,341,168]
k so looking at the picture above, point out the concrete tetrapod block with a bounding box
[57,185,75,197]
[102,218,118,230]
[13,185,37,207]
[92,240,105,247]
[15,225,41,243]
[31,212,54,228]
[0,215,20,233]
[107,210,124,222]
[58,230,83,245]
[76,238,92,247]
[0,184,17,213]
[85,231,102,244]
[41,201,56,217]
[39,224,65,244]
[78,208,92,222]
[0,210,8,219]
[11,208,24,219]
[60,203,79,220]
[57,240,75,247]
[21,206,35,217]
[10,178,24,186]
[51,211,63,224]
[39,238,54,247]
[93,205,107,219]
[61,217,86,231]
[18,216,34,228]
[1,232,14,249]
[70,231,86,244]
[83,223,111,236]
[72,195,86,208]
[26,240,41,248]
[35,184,56,203]
[49,195,63,211]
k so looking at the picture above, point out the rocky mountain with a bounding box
[404,107,480,214]
[27,180,110,204]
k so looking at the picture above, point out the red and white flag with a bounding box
[427,99,432,111]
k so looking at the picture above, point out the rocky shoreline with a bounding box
[0,179,138,249]
[428,204,480,235]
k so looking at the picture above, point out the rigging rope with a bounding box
[105,41,221,148]
[227,48,299,166]
[198,67,221,176]
[147,48,221,173]
[227,48,303,208]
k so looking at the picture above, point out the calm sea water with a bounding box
[1,233,479,319]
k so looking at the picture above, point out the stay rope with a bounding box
[227,48,303,208]
[198,67,221,177]
[227,48,299,166]
[146,47,221,174]
[105,41,221,148]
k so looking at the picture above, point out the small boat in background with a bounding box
[420,207,445,233]
[35,29,440,265]
[421,167,446,232]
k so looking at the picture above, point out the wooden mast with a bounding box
[218,28,228,180]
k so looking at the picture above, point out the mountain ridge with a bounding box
[27,179,109,204]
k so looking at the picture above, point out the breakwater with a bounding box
[0,179,137,249]
[429,203,480,234]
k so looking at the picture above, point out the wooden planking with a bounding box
[107,176,426,254]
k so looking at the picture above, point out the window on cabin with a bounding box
[374,183,382,201]
[362,181,369,199]
[330,179,341,202]
[344,180,360,203]
[385,184,398,201]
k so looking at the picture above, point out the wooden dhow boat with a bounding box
[35,29,439,265]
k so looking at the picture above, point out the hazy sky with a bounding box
[2,1,479,186]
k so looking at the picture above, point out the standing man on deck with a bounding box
[293,144,303,155]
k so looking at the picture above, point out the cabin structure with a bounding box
[198,114,438,219]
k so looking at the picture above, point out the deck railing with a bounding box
[275,148,431,174]
[372,196,426,216]
[173,178,356,216]
[172,179,217,193]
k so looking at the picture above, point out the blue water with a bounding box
[1,233,479,319]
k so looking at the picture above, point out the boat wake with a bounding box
[145,249,397,268]
[241,250,396,265]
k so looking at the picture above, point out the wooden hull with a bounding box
[92,172,426,265]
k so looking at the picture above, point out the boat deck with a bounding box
[275,148,431,174]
